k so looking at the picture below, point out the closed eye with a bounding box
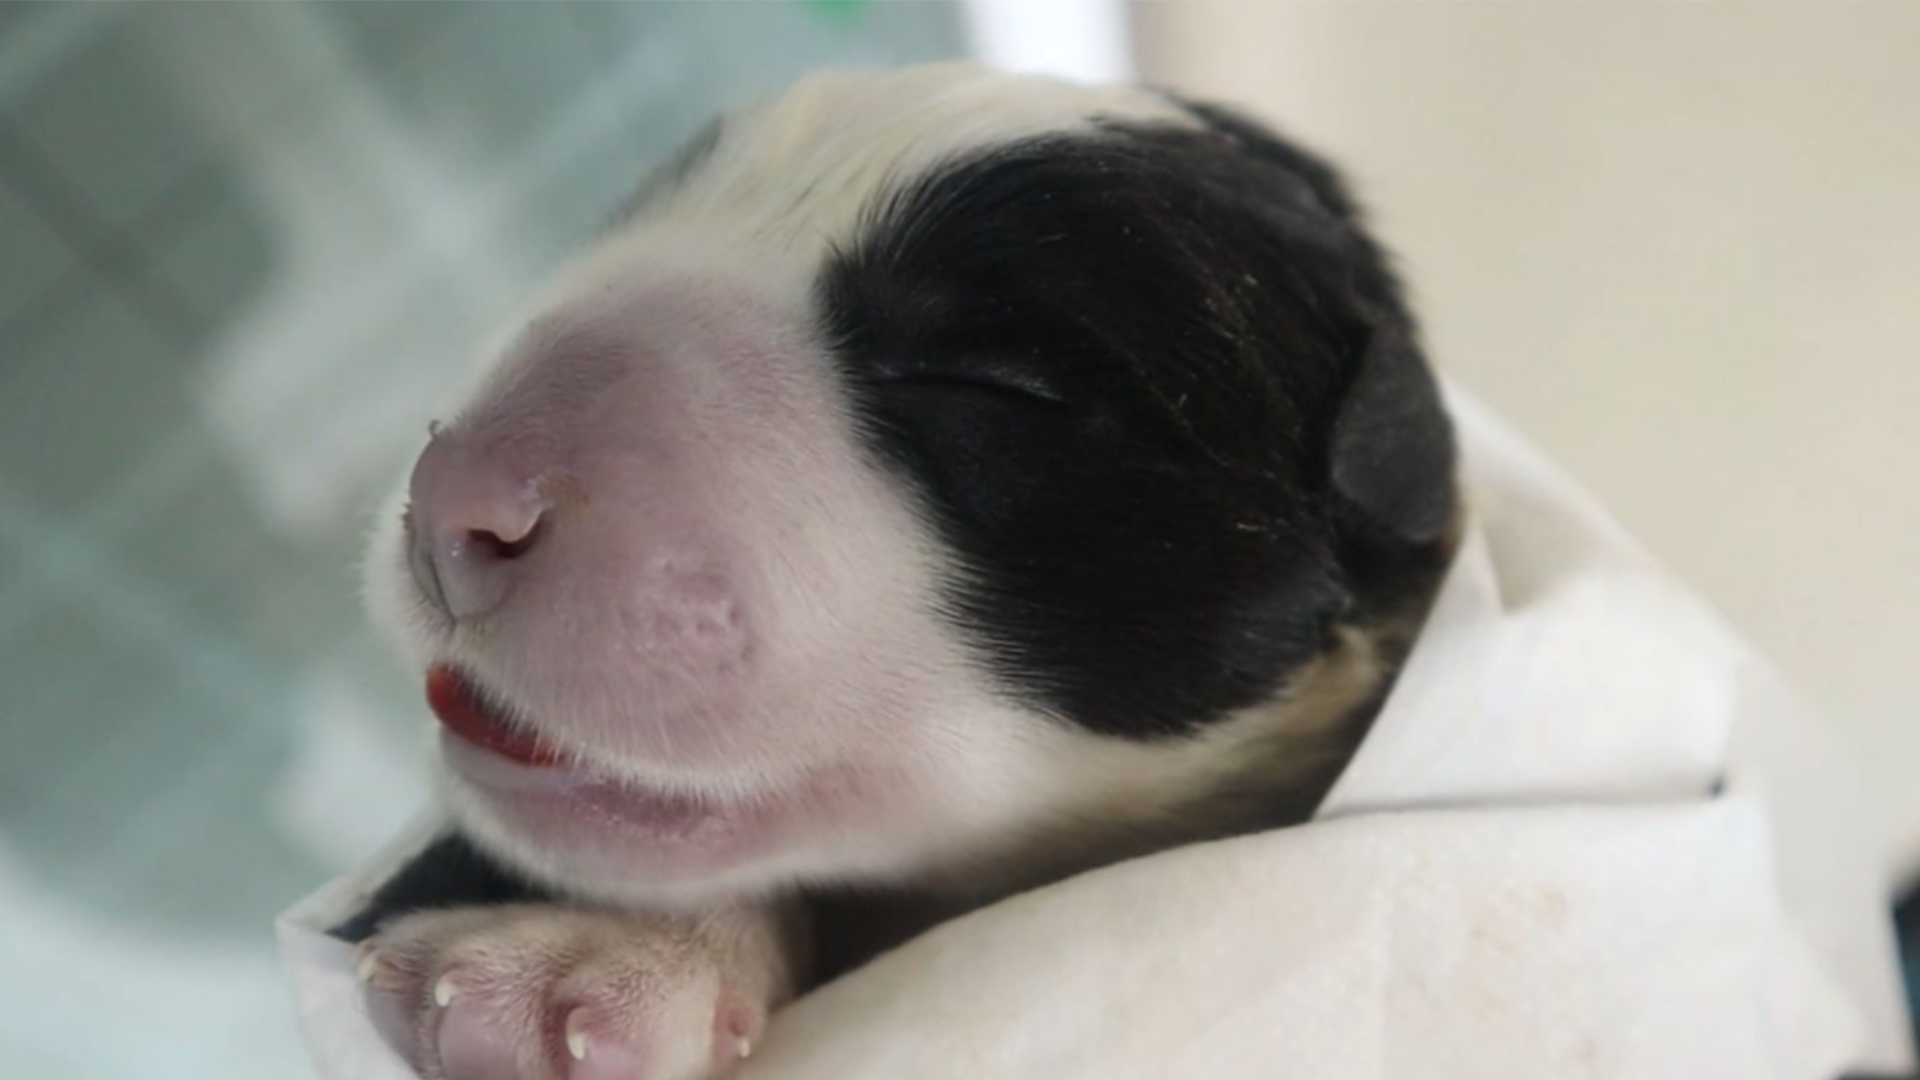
[877,367,1069,409]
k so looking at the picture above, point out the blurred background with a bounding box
[0,3,1911,1077]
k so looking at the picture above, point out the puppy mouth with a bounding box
[425,665,562,767]
[425,663,735,842]
[422,662,867,892]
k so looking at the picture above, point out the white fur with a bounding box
[364,65,1321,910]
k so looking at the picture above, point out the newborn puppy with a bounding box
[347,64,1459,1080]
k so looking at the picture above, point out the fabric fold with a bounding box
[280,390,1913,1079]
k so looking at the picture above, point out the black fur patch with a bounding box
[330,832,548,942]
[820,110,1454,739]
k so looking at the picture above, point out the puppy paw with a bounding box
[359,903,792,1080]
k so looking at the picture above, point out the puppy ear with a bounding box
[1329,327,1457,547]
[1173,93,1459,546]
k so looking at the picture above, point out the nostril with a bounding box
[405,429,554,619]
[467,520,540,562]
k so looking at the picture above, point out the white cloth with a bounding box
[280,391,1914,1079]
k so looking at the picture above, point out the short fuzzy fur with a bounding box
[346,65,1460,1079]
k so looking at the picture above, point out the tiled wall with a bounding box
[0,4,963,1077]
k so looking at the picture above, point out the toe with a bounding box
[561,1007,649,1080]
[435,978,533,1080]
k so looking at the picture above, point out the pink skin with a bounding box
[367,274,876,1078]
[388,269,974,906]
[437,732,880,885]
[354,69,1237,1080]
[416,298,785,763]
[362,903,791,1080]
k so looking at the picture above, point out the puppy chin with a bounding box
[430,726,867,908]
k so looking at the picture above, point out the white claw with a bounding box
[737,1037,753,1060]
[565,1012,590,1061]
[354,947,380,983]
[433,975,457,1008]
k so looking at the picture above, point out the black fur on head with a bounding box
[821,100,1457,740]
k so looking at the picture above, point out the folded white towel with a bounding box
[281,391,1913,1079]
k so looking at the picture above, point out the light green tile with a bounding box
[516,110,665,254]
[597,0,963,76]
[362,0,602,169]
[0,592,323,934]
[101,430,366,666]
[0,285,191,517]
[304,0,451,73]
[10,13,215,226]
[0,172,79,327]
[142,171,278,338]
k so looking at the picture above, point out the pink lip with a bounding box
[426,665,722,836]
[426,665,561,767]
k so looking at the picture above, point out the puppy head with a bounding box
[364,65,1457,907]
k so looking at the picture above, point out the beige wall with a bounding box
[1135,1,1920,877]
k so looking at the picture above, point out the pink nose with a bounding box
[406,430,549,620]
